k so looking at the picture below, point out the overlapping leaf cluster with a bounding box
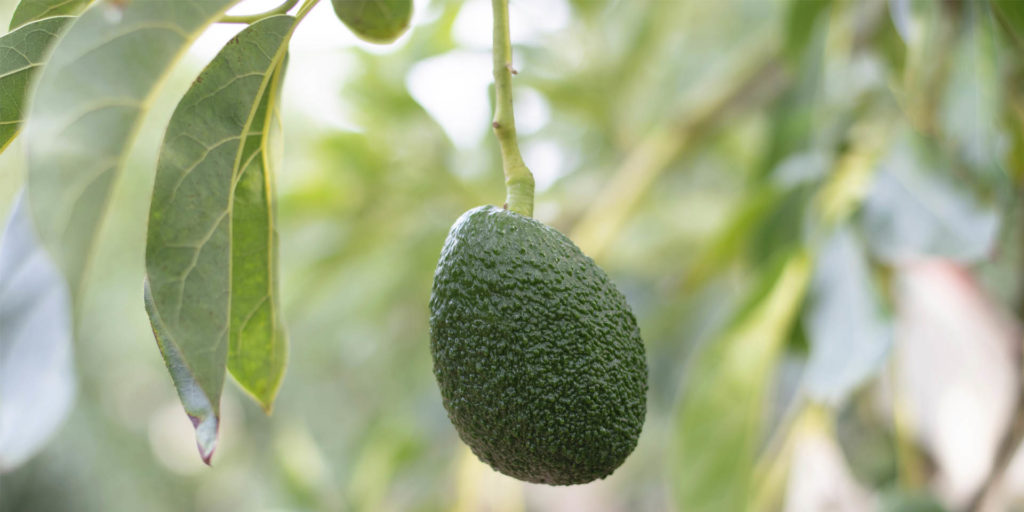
[0,0,411,465]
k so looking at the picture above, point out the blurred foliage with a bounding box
[2,0,1024,511]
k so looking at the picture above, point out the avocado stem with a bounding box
[491,0,535,217]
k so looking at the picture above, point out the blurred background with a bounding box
[2,0,1023,510]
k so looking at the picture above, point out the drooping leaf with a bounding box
[783,0,832,63]
[671,252,812,512]
[0,192,75,472]
[887,0,913,44]
[145,15,295,464]
[803,228,890,406]
[861,139,1000,264]
[9,0,89,30]
[331,0,412,44]
[24,0,240,299]
[992,0,1024,51]
[228,58,288,412]
[0,16,70,154]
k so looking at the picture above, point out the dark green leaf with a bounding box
[331,0,412,44]
[0,16,70,154]
[0,193,75,471]
[671,253,812,512]
[145,15,295,463]
[9,0,89,30]
[24,0,240,299]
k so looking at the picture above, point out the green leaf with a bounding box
[9,0,89,30]
[331,0,412,44]
[0,192,76,471]
[803,229,890,405]
[0,16,70,154]
[24,0,240,299]
[671,252,812,512]
[783,0,831,63]
[992,0,1024,51]
[861,137,1000,264]
[145,15,295,464]
[228,58,288,412]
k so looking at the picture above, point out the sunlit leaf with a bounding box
[331,0,412,44]
[9,0,89,30]
[0,193,75,472]
[803,228,890,406]
[145,15,295,463]
[24,0,239,298]
[0,16,70,154]
[228,58,288,412]
[671,252,812,512]
[887,0,913,44]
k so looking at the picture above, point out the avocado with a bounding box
[429,206,647,485]
[330,0,412,44]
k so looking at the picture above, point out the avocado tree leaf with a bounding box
[9,0,89,30]
[24,0,240,300]
[802,228,890,406]
[861,140,1000,265]
[227,57,288,412]
[671,252,812,512]
[992,0,1024,51]
[783,0,832,62]
[145,14,295,464]
[887,0,913,44]
[0,16,70,154]
[331,0,412,44]
[0,193,75,471]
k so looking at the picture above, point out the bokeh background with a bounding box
[2,0,1024,510]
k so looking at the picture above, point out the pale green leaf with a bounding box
[0,192,75,471]
[24,0,240,298]
[331,0,412,44]
[0,16,70,154]
[145,15,295,463]
[9,0,89,30]
[228,57,288,412]
[803,229,890,406]
[671,253,812,512]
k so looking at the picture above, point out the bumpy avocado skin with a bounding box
[429,206,648,485]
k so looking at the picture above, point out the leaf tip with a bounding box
[189,411,219,465]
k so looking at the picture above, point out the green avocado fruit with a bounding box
[330,0,412,44]
[429,206,648,485]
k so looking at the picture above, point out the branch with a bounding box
[220,0,300,24]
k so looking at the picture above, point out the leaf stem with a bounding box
[220,0,300,24]
[491,0,534,217]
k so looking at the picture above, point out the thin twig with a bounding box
[220,0,300,24]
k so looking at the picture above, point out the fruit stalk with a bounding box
[491,0,535,217]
